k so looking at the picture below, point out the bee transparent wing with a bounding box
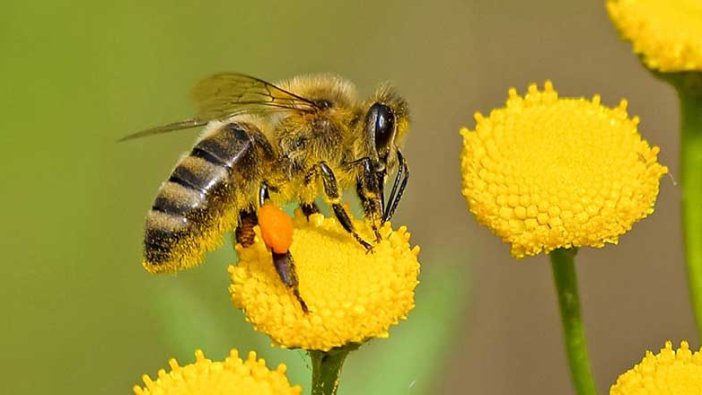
[120,73,319,142]
[118,118,209,142]
[192,73,320,119]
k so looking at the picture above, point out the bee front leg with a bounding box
[311,162,373,251]
[355,158,384,242]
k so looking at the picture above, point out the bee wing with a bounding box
[119,73,319,142]
[191,73,319,119]
[117,118,209,142]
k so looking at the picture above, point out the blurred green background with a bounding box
[0,1,692,394]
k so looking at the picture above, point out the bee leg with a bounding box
[272,251,308,313]
[355,158,384,242]
[315,162,373,251]
[257,183,309,313]
[258,182,270,207]
[235,208,258,247]
[382,150,409,223]
[300,202,320,220]
[332,205,373,251]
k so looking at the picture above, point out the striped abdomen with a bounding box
[143,122,263,272]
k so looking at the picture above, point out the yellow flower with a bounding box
[229,211,420,351]
[133,349,301,395]
[611,341,702,395]
[460,81,667,258]
[607,0,702,72]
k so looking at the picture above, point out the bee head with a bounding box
[365,86,409,171]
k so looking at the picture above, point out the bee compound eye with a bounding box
[369,103,395,153]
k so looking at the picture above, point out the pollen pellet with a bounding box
[258,203,294,254]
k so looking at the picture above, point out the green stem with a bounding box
[550,248,598,395]
[310,347,353,395]
[676,73,702,340]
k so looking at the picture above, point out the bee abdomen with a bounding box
[143,122,267,272]
[144,210,188,265]
[192,124,254,169]
[150,156,228,218]
[158,172,207,206]
[144,156,230,267]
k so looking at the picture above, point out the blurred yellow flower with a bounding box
[460,81,667,258]
[607,0,702,72]
[133,349,301,395]
[229,211,420,351]
[611,341,702,395]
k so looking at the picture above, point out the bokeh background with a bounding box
[0,1,691,394]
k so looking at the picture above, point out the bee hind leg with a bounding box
[272,251,308,313]
[256,183,309,313]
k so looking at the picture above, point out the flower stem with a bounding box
[550,248,598,395]
[675,73,702,340]
[310,347,353,395]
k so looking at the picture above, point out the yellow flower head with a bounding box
[229,211,420,351]
[611,341,702,395]
[607,0,702,72]
[460,81,667,258]
[133,349,301,395]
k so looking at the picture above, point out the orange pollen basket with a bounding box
[258,203,294,254]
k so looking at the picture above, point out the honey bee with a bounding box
[124,73,410,311]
